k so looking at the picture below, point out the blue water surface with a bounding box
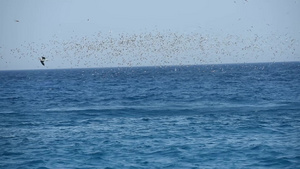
[0,62,299,168]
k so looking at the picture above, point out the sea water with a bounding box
[0,62,299,168]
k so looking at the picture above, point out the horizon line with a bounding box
[0,61,299,72]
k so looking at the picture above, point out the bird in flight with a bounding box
[39,56,46,66]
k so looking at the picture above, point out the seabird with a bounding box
[39,56,46,66]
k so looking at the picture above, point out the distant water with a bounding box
[0,62,299,169]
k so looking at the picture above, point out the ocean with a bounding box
[0,62,299,168]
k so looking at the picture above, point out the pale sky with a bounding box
[0,0,299,70]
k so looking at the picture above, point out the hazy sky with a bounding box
[0,0,299,70]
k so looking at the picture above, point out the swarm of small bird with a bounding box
[3,28,298,68]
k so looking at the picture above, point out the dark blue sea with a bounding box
[0,62,299,169]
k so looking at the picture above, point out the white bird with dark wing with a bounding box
[39,56,46,66]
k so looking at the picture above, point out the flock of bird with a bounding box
[1,29,298,69]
